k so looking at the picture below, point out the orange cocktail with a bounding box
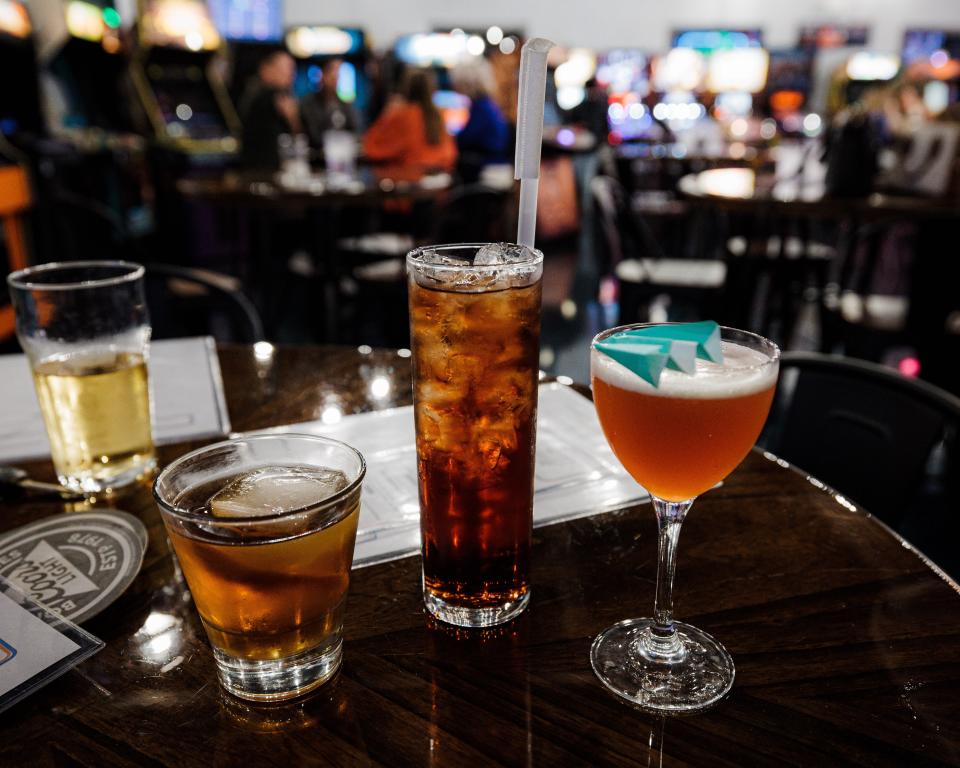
[588,323,779,715]
[592,340,777,501]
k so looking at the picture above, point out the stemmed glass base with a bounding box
[590,618,735,713]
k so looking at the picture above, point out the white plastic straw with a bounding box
[514,37,555,249]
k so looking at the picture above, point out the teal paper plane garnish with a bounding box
[594,321,724,387]
[602,334,697,374]
[629,321,723,364]
[593,341,670,387]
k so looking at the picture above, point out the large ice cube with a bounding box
[473,242,529,266]
[209,466,349,518]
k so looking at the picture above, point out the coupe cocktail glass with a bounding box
[590,324,779,712]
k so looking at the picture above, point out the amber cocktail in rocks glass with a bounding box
[154,434,364,701]
[590,323,779,712]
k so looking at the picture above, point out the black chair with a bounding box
[431,183,514,244]
[760,352,960,538]
[144,263,265,343]
[339,185,513,346]
[590,175,726,324]
[819,220,914,360]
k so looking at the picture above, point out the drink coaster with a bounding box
[0,511,147,624]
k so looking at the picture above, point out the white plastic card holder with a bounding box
[0,579,104,713]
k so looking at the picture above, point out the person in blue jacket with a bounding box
[451,59,510,182]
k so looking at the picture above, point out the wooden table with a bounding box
[177,169,452,212]
[4,345,960,767]
[678,168,960,221]
[177,169,453,342]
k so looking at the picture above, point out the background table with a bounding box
[678,168,960,221]
[3,344,960,767]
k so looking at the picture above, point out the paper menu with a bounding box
[252,383,650,567]
[0,337,231,463]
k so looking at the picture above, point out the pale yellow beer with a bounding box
[32,351,155,492]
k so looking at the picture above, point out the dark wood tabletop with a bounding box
[3,344,960,767]
[177,169,452,212]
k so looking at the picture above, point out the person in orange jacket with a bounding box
[362,69,457,174]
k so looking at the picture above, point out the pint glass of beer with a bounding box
[8,261,155,493]
[407,243,543,627]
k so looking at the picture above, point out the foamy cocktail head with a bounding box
[592,340,778,399]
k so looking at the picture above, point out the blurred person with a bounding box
[490,49,520,125]
[566,78,615,279]
[568,77,609,144]
[822,85,890,197]
[362,69,457,174]
[451,59,510,180]
[239,50,301,171]
[300,58,360,148]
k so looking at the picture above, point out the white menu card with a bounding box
[251,383,650,567]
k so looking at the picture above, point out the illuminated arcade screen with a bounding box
[433,90,470,134]
[596,49,648,95]
[288,27,365,105]
[765,49,813,114]
[301,60,359,103]
[394,32,471,67]
[671,29,763,54]
[667,30,767,94]
[208,0,282,43]
[798,25,869,50]
[141,0,220,50]
[286,25,363,58]
[0,0,30,38]
[902,29,960,108]
[902,29,960,65]
[597,49,651,140]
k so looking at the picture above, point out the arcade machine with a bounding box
[763,27,870,133]
[208,0,284,105]
[285,25,369,122]
[130,0,241,265]
[596,49,652,144]
[0,0,44,143]
[704,44,769,122]
[552,47,597,114]
[30,0,155,257]
[902,29,960,115]
[130,0,240,154]
[32,0,130,133]
[671,29,767,128]
[842,51,900,107]
[648,44,708,149]
[798,25,869,51]
[764,49,813,131]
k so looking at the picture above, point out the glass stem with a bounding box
[644,497,694,662]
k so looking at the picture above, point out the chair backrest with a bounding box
[590,175,625,269]
[144,263,265,343]
[433,184,512,244]
[760,352,960,527]
[590,175,670,274]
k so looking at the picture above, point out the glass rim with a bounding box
[7,260,145,292]
[592,322,781,370]
[406,242,544,272]
[153,433,367,525]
